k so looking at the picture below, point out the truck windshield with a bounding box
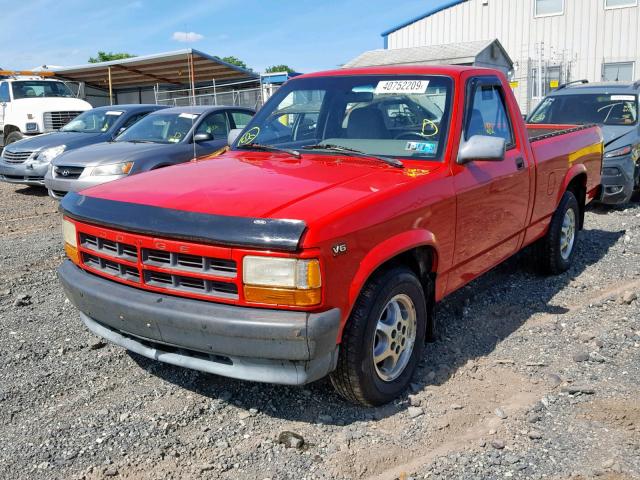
[232,75,453,161]
[11,80,74,99]
[116,112,200,144]
[61,109,123,133]
[529,93,638,126]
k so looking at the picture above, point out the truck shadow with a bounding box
[131,227,623,425]
[13,185,49,197]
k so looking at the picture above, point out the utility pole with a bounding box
[537,42,544,99]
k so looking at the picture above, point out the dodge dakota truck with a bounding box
[58,66,602,406]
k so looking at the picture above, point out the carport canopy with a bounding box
[52,49,257,91]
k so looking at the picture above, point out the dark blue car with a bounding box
[0,104,167,187]
[528,81,640,204]
[45,105,255,199]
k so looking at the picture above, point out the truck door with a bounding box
[0,81,9,132]
[449,76,530,292]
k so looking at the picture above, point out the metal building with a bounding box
[344,39,513,75]
[381,0,640,112]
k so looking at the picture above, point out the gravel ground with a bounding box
[0,182,638,480]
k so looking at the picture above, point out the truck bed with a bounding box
[526,123,596,142]
[526,123,602,231]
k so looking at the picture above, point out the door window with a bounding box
[466,83,514,146]
[230,111,253,129]
[0,82,10,102]
[196,112,229,138]
[121,112,149,130]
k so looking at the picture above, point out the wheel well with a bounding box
[566,173,587,229]
[370,246,437,340]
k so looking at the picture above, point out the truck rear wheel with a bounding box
[534,190,580,275]
[330,266,427,406]
[4,131,25,146]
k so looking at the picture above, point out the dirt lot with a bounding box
[0,181,638,480]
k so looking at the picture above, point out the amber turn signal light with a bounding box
[64,243,80,265]
[243,285,321,307]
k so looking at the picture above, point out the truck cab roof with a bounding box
[299,65,496,80]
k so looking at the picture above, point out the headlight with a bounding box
[34,145,66,164]
[243,256,321,306]
[62,218,80,264]
[604,145,632,159]
[90,162,134,176]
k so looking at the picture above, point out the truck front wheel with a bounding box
[330,266,427,406]
[4,130,25,146]
[534,190,580,275]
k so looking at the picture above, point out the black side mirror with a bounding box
[457,135,506,164]
[193,132,213,142]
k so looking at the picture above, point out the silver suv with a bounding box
[528,80,640,204]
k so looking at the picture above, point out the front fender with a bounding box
[348,229,438,309]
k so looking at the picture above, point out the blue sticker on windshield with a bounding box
[405,141,437,154]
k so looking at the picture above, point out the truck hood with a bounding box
[52,141,182,167]
[6,131,105,152]
[80,150,420,221]
[601,125,636,148]
[12,97,92,113]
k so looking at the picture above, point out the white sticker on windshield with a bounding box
[611,95,636,101]
[179,113,200,119]
[374,80,429,95]
[106,111,124,116]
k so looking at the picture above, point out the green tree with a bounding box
[88,51,136,63]
[264,64,295,73]
[220,56,248,69]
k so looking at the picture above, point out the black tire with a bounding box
[4,131,25,146]
[533,190,580,275]
[330,266,427,406]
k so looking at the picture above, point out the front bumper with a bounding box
[45,172,126,197]
[599,155,636,204]
[0,161,48,186]
[58,261,341,385]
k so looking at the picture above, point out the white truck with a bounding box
[0,71,92,147]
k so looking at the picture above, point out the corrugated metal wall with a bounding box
[386,0,640,112]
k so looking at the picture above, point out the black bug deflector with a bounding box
[60,192,307,251]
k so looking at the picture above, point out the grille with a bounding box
[80,233,138,262]
[2,150,33,163]
[142,248,237,277]
[78,232,239,301]
[43,111,83,130]
[50,190,68,199]
[143,271,238,299]
[82,253,140,282]
[54,165,84,179]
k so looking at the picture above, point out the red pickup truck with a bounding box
[58,66,602,405]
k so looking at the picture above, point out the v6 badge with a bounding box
[332,242,347,256]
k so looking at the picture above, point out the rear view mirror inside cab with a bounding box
[345,92,374,103]
[457,135,506,164]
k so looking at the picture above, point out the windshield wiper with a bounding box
[302,144,403,168]
[125,139,158,144]
[236,143,301,159]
